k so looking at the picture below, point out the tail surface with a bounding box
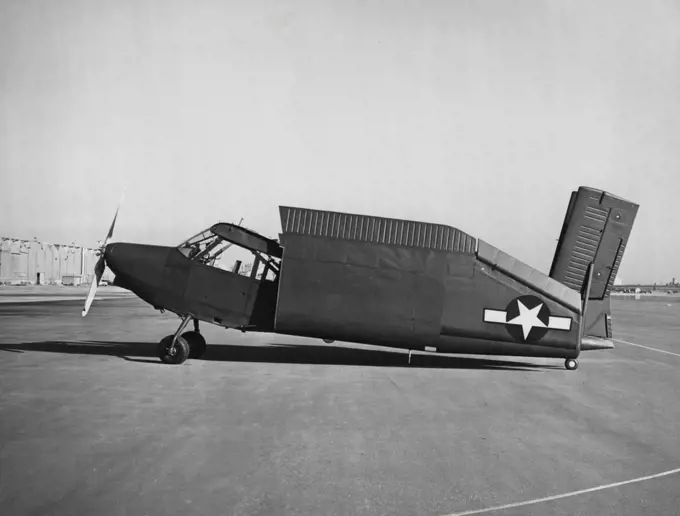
[549,187,639,339]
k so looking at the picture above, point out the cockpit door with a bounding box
[184,263,258,327]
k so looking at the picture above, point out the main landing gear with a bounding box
[157,316,207,365]
[564,358,579,371]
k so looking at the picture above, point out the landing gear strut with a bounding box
[157,316,207,364]
[564,358,579,371]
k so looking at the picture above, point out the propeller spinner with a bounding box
[81,192,125,317]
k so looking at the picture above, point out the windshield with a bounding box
[177,229,213,255]
[176,228,233,263]
[176,226,279,281]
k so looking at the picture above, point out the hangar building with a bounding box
[0,237,112,285]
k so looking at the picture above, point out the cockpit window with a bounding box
[177,229,214,257]
[176,226,278,281]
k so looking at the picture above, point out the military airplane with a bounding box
[82,186,638,370]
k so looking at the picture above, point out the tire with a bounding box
[182,331,207,359]
[158,335,190,365]
[565,358,579,371]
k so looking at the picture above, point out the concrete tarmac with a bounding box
[1,295,679,516]
[0,285,133,304]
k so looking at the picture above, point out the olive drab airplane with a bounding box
[82,186,639,370]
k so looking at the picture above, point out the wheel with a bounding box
[158,335,190,365]
[565,358,579,370]
[182,331,207,359]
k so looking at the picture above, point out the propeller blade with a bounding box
[82,191,125,317]
[82,255,105,317]
[104,190,125,247]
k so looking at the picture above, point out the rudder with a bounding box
[549,187,639,338]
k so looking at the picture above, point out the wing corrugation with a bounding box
[279,206,476,254]
[584,205,608,225]
[561,223,603,290]
[604,239,627,297]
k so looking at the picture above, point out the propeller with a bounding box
[82,192,125,317]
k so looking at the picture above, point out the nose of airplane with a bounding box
[104,242,116,260]
[103,242,121,274]
[103,243,188,310]
[104,243,169,290]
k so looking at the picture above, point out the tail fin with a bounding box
[549,187,639,338]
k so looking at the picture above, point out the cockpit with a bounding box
[176,223,282,282]
[177,229,229,263]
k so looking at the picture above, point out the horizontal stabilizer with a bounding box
[581,336,615,351]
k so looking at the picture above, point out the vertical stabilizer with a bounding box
[549,187,639,338]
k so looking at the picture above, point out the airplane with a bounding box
[81,186,639,370]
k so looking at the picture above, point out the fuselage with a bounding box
[105,237,588,361]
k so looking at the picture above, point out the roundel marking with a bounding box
[482,295,573,344]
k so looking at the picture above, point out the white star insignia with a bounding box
[506,300,546,340]
[483,298,573,340]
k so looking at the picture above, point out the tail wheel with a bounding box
[158,335,190,365]
[182,331,207,359]
[565,358,579,371]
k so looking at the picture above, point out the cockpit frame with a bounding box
[176,223,283,282]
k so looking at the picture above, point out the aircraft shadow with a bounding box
[0,340,559,371]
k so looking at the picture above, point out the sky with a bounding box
[1,0,679,284]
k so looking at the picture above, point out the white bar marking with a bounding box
[547,316,572,331]
[614,338,680,358]
[483,309,506,324]
[442,467,680,516]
